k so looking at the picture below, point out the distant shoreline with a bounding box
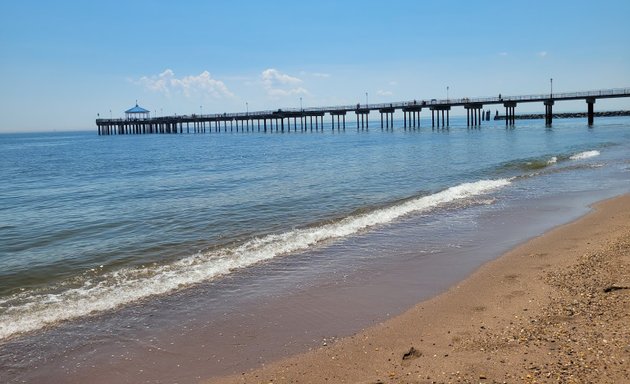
[494,110,630,120]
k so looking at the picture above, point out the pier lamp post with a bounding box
[447,86,450,102]
[365,92,368,107]
[109,109,112,119]
[300,97,303,111]
[200,105,203,116]
[550,78,553,98]
[246,102,249,115]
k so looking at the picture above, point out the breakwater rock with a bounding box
[494,110,630,120]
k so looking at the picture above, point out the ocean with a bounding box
[1,116,630,382]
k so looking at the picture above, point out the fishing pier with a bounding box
[96,88,630,135]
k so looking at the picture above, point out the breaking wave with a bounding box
[570,150,600,160]
[0,179,511,341]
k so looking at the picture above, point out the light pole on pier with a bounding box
[447,86,450,102]
[300,97,303,111]
[200,105,202,116]
[550,78,553,98]
[365,92,368,107]
[109,109,112,119]
[246,102,249,115]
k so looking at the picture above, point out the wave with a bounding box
[498,155,560,172]
[569,150,600,160]
[0,178,511,341]
[498,149,602,176]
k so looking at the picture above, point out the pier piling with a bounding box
[586,98,595,126]
[503,101,517,127]
[544,100,554,126]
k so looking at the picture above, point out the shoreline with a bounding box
[212,193,630,383]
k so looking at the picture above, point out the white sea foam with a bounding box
[570,150,600,160]
[547,156,558,165]
[0,178,511,341]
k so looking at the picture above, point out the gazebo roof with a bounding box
[125,103,150,114]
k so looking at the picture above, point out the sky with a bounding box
[1,0,629,132]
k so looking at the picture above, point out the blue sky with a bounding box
[1,0,629,132]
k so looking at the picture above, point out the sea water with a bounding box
[1,117,629,374]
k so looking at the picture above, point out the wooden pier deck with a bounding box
[96,88,630,135]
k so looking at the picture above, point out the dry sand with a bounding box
[211,194,630,384]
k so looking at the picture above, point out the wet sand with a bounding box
[212,194,630,383]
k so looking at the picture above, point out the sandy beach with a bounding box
[212,194,630,384]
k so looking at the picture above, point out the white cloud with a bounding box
[388,80,398,86]
[537,51,548,57]
[299,71,331,78]
[261,68,308,97]
[499,52,508,56]
[377,90,393,97]
[136,69,233,98]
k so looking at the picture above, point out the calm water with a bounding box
[1,116,630,343]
